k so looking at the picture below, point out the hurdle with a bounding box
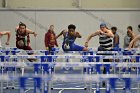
[0,47,20,91]
[1,60,140,92]
[0,48,51,93]
[1,73,140,93]
[1,48,140,93]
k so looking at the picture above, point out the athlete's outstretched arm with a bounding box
[128,35,140,49]
[0,31,11,45]
[75,32,82,38]
[26,29,37,37]
[85,31,100,47]
[56,30,66,39]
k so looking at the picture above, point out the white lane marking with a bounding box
[59,89,64,93]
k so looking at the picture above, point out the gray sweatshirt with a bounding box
[123,35,131,48]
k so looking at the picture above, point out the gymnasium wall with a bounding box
[0,9,140,50]
[0,0,140,8]
[0,0,2,7]
[82,0,140,8]
[6,0,73,8]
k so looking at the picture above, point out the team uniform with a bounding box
[45,30,58,51]
[16,29,33,54]
[98,33,113,51]
[62,32,84,51]
[113,33,119,51]
[97,33,113,76]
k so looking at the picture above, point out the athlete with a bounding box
[56,24,88,51]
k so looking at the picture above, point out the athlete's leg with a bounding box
[71,44,88,51]
[23,46,33,55]
[23,46,37,62]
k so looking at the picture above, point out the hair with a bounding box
[48,25,55,34]
[19,22,26,28]
[68,24,76,30]
[127,26,133,31]
[138,24,140,28]
[50,25,54,27]
[100,22,107,28]
[111,27,117,31]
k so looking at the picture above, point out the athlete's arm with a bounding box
[75,32,82,38]
[56,29,66,39]
[128,35,140,49]
[85,30,100,47]
[0,31,11,45]
[26,29,37,37]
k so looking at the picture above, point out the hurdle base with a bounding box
[3,86,34,90]
[51,88,87,90]
[5,86,15,89]
[92,88,137,90]
[84,87,87,90]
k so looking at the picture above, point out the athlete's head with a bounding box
[100,23,107,32]
[19,22,26,32]
[127,26,133,32]
[68,24,76,36]
[138,24,140,32]
[111,27,117,34]
[127,26,133,37]
[49,25,54,31]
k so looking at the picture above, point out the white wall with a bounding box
[0,0,2,7]
[82,0,140,8]
[0,9,140,50]
[6,0,74,8]
[3,0,140,8]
